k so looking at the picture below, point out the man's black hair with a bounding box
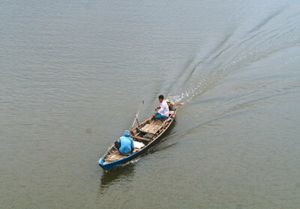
[158,95,164,100]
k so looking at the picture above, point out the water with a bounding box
[1,0,300,208]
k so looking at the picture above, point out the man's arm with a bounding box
[152,112,159,118]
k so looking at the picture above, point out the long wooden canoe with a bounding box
[99,109,177,170]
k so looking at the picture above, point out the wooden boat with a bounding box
[99,109,177,170]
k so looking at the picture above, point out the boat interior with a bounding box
[103,110,175,162]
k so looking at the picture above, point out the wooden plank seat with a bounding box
[140,120,163,134]
[131,135,151,142]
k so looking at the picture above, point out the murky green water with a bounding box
[1,0,300,208]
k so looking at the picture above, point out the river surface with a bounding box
[1,0,300,208]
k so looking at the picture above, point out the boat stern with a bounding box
[98,157,119,170]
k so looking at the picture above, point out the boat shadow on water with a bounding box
[99,162,136,193]
[99,121,177,192]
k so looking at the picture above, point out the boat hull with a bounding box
[99,150,141,170]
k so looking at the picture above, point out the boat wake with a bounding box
[166,3,300,106]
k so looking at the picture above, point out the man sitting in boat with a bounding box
[152,95,169,119]
[166,99,182,111]
[115,130,135,155]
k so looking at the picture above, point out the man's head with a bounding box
[166,99,171,105]
[124,130,131,137]
[158,95,164,103]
